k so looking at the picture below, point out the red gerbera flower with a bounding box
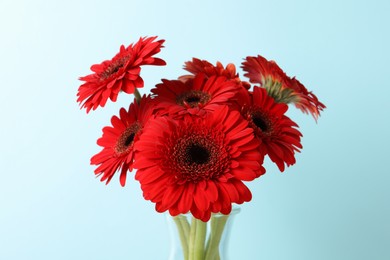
[91,95,155,186]
[134,106,265,221]
[241,87,302,172]
[151,73,240,118]
[179,58,250,88]
[77,36,166,113]
[241,55,325,120]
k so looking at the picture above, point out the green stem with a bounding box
[173,216,190,260]
[195,220,207,260]
[180,216,191,242]
[133,88,141,104]
[204,214,229,260]
[189,217,207,260]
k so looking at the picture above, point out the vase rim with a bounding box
[166,204,241,219]
[213,204,241,216]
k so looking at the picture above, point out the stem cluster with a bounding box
[173,214,230,260]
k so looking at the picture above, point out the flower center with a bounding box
[252,115,269,132]
[169,131,230,184]
[186,96,201,104]
[185,143,210,165]
[124,133,136,146]
[176,90,211,108]
[115,122,142,154]
[248,109,274,137]
[101,56,129,80]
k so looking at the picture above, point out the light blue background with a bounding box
[1,0,389,259]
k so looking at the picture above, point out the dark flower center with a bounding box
[248,109,274,137]
[124,133,136,147]
[169,131,230,184]
[185,96,201,104]
[252,115,268,132]
[101,56,129,80]
[176,90,211,108]
[115,122,142,154]
[185,143,210,165]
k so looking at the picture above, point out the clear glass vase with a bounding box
[166,207,240,260]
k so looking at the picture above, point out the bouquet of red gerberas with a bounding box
[77,36,325,260]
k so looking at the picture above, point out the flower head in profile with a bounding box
[180,58,250,89]
[242,55,325,120]
[77,36,165,112]
[151,73,240,118]
[91,95,155,186]
[241,87,302,172]
[134,106,265,221]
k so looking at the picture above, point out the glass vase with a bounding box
[166,207,240,260]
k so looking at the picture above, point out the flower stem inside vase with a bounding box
[204,214,229,260]
[173,216,190,259]
[168,207,240,260]
[188,217,207,260]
